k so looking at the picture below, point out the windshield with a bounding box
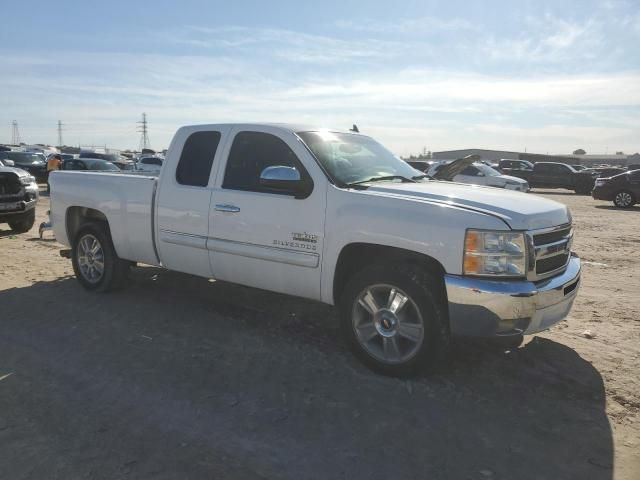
[82,159,120,171]
[1,152,45,165]
[474,163,501,177]
[297,131,422,185]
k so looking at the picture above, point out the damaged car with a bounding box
[0,162,39,233]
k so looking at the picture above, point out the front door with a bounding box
[208,126,326,301]
[156,126,229,277]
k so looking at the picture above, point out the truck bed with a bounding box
[50,171,160,266]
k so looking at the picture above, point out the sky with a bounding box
[1,0,639,156]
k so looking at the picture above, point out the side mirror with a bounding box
[259,166,311,198]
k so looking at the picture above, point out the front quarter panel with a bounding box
[321,185,509,304]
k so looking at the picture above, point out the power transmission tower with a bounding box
[137,113,151,151]
[11,120,21,145]
[57,120,64,147]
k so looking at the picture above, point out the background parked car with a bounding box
[497,159,534,175]
[406,160,434,172]
[0,162,39,233]
[135,156,164,174]
[62,158,121,172]
[428,160,530,191]
[0,151,47,181]
[506,162,597,194]
[583,167,627,178]
[592,170,640,208]
[110,159,136,171]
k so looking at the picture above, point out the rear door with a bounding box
[532,163,559,187]
[155,126,230,277]
[207,126,327,301]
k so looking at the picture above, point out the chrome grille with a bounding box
[527,223,573,281]
[0,173,21,195]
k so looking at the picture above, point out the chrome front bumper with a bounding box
[0,197,37,216]
[444,255,581,337]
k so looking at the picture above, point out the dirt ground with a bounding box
[1,188,638,480]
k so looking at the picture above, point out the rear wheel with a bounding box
[8,209,35,233]
[340,263,449,376]
[72,222,129,292]
[613,190,635,208]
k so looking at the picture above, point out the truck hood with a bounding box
[0,165,30,177]
[363,180,570,230]
[498,174,528,185]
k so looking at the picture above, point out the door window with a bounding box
[222,131,308,194]
[460,165,480,176]
[176,131,221,187]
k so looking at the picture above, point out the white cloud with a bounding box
[2,6,639,155]
[333,16,475,33]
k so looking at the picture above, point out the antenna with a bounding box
[11,120,21,145]
[57,120,64,147]
[137,113,151,151]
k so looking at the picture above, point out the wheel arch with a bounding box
[66,206,110,245]
[332,243,447,306]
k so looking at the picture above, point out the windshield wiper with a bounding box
[347,175,417,187]
[411,174,431,180]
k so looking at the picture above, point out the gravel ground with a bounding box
[0,188,638,480]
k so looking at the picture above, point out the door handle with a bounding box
[214,204,240,213]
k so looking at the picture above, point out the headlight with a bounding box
[463,230,527,277]
[20,176,36,185]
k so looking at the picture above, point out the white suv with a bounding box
[136,156,163,174]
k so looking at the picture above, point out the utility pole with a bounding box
[137,113,150,151]
[11,120,21,145]
[57,120,64,147]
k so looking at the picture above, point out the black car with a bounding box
[0,151,48,181]
[583,167,627,178]
[406,160,433,172]
[506,162,597,194]
[592,170,640,208]
[62,158,121,172]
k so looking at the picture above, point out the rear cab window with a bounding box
[176,131,222,187]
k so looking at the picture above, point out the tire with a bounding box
[71,222,129,292]
[340,263,450,376]
[8,209,35,233]
[613,190,635,208]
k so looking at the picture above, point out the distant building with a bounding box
[432,148,636,167]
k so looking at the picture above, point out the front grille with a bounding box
[0,173,21,195]
[528,223,572,280]
[533,226,572,246]
[0,194,25,202]
[536,253,570,274]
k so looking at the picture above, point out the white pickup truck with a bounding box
[50,123,581,375]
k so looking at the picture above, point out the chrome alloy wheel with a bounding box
[352,284,425,364]
[615,191,633,207]
[77,233,105,284]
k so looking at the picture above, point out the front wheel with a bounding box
[340,263,449,376]
[72,222,129,292]
[8,209,35,233]
[613,190,635,208]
